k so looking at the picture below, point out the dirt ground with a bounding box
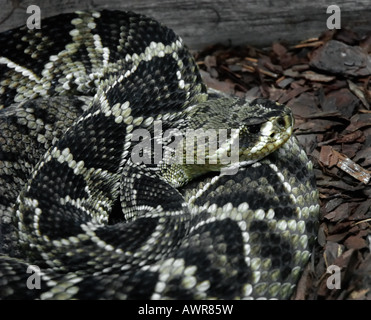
[194,28,371,300]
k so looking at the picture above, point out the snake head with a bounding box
[178,96,294,179]
[236,98,294,164]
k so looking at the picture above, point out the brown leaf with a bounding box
[344,235,368,250]
[336,131,364,144]
[345,113,371,131]
[309,40,371,76]
[287,92,319,118]
[276,77,294,89]
[324,202,351,222]
[319,146,338,167]
[199,70,235,94]
[321,88,359,118]
[326,232,348,243]
[302,71,335,82]
[347,79,370,109]
[272,42,287,57]
[324,241,344,266]
[319,146,371,184]
[353,146,371,166]
[278,85,310,104]
[350,199,371,220]
[341,143,362,159]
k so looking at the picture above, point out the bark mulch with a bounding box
[194,28,371,300]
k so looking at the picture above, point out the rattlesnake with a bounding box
[0,10,319,299]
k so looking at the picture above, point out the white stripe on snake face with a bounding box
[260,121,273,137]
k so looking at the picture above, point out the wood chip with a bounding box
[347,79,370,109]
[310,40,371,76]
[344,235,368,250]
[319,146,370,184]
[302,71,335,82]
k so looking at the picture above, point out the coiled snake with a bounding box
[0,10,319,299]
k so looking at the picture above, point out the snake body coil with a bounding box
[0,10,319,299]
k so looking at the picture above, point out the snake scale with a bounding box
[0,10,319,299]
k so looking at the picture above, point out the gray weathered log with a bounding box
[0,0,370,49]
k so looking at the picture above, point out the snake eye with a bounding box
[277,117,286,128]
[249,124,261,134]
